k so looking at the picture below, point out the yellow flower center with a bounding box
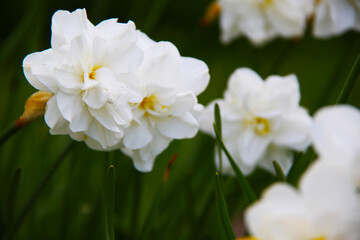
[237,237,259,240]
[139,95,158,111]
[254,117,270,135]
[259,0,272,8]
[312,237,326,240]
[88,66,101,80]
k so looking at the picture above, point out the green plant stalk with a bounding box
[336,52,360,104]
[0,123,20,148]
[3,168,21,240]
[104,165,116,240]
[131,170,142,239]
[214,104,223,174]
[215,172,236,240]
[14,141,76,231]
[272,160,285,182]
[213,124,257,205]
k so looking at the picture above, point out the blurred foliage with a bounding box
[0,0,359,239]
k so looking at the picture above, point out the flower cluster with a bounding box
[23,9,209,171]
[244,105,360,240]
[218,0,360,45]
[198,68,312,175]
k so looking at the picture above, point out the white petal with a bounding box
[56,91,83,122]
[238,129,271,166]
[226,68,264,100]
[168,92,197,116]
[123,118,153,149]
[45,96,70,134]
[156,113,199,139]
[273,108,312,151]
[23,50,58,92]
[313,0,356,38]
[176,57,210,95]
[51,9,94,48]
[86,120,122,149]
[88,106,120,133]
[82,85,109,109]
[132,149,155,172]
[312,105,360,160]
[54,66,82,94]
[258,145,293,175]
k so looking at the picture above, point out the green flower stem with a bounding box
[0,123,20,148]
[104,165,116,240]
[336,52,360,104]
[215,172,236,240]
[14,141,76,231]
[131,170,142,239]
[3,168,21,240]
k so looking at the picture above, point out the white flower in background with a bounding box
[313,0,360,38]
[245,161,360,240]
[312,105,360,185]
[23,9,143,149]
[120,32,210,172]
[218,0,314,45]
[198,68,312,175]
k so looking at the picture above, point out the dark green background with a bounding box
[0,0,359,239]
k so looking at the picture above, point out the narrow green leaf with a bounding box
[4,168,21,240]
[213,124,257,205]
[272,160,285,182]
[336,52,360,104]
[104,165,116,240]
[214,103,223,174]
[286,149,315,186]
[215,172,236,240]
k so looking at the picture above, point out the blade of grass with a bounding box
[14,141,76,231]
[3,168,21,240]
[215,172,236,240]
[213,126,257,205]
[214,103,223,174]
[336,52,360,104]
[131,169,142,239]
[272,160,285,182]
[104,165,116,240]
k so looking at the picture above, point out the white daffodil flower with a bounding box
[119,32,210,172]
[313,0,360,38]
[218,0,313,45]
[198,68,312,175]
[245,158,360,240]
[23,9,144,149]
[312,105,360,185]
[245,160,360,240]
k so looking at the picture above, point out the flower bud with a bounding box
[16,91,53,127]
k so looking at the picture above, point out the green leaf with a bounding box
[272,160,285,182]
[336,52,360,104]
[0,123,20,148]
[214,103,223,174]
[213,123,257,205]
[104,165,116,240]
[215,172,236,240]
[4,168,21,240]
[286,149,315,186]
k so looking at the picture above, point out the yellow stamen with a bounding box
[312,237,326,240]
[254,117,270,136]
[88,66,101,80]
[139,95,158,111]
